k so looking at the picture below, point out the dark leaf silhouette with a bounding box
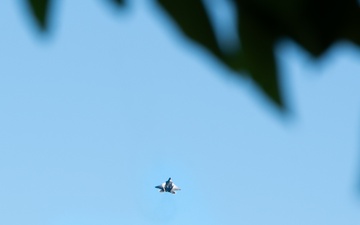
[157,0,284,109]
[22,0,360,111]
[156,0,225,65]
[237,2,283,108]
[27,0,50,31]
[109,0,126,8]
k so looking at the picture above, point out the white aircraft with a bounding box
[155,177,181,194]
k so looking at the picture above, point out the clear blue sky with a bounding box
[1,1,360,225]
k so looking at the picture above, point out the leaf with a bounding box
[109,0,126,8]
[155,0,225,65]
[237,2,284,109]
[27,0,50,31]
[156,0,283,109]
[287,0,359,56]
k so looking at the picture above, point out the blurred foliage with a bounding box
[26,0,360,111]
[27,0,50,30]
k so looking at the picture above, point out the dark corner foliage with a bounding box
[25,0,360,112]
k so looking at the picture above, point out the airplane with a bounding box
[155,177,181,194]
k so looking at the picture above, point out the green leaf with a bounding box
[109,0,126,8]
[27,0,50,31]
[238,3,284,110]
[156,0,284,109]
[155,0,225,64]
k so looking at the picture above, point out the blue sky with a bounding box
[1,1,360,225]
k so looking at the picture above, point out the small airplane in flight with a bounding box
[155,177,181,194]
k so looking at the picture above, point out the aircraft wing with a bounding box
[155,182,165,190]
[171,184,181,191]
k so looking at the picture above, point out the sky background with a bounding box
[1,1,360,225]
